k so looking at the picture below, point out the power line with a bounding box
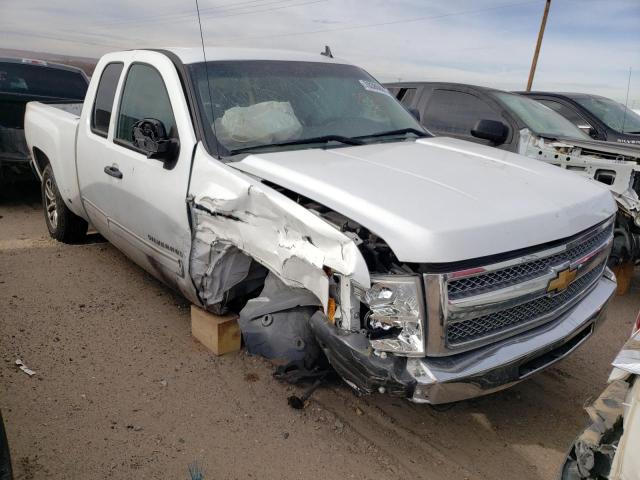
[1,29,126,49]
[92,0,283,28]
[91,0,324,29]
[210,0,539,43]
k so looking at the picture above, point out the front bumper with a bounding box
[311,272,616,404]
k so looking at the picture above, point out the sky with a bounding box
[1,0,639,106]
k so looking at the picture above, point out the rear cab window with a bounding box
[0,62,87,98]
[91,62,124,137]
[115,63,178,149]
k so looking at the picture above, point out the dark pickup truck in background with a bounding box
[0,58,88,185]
[519,92,640,145]
[385,81,640,268]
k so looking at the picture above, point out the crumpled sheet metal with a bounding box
[188,145,370,310]
[190,239,252,309]
[612,330,640,376]
[520,130,640,220]
[573,379,628,478]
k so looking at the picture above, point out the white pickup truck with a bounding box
[25,48,618,404]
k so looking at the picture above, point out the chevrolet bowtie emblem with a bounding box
[547,268,577,294]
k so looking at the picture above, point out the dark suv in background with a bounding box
[520,92,640,145]
[385,81,640,267]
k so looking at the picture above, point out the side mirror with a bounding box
[132,118,178,161]
[408,107,421,122]
[471,119,509,145]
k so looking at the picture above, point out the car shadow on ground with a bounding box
[0,181,41,206]
[0,180,105,243]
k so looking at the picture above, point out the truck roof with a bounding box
[160,47,347,65]
[0,57,87,76]
[385,81,502,94]
[518,91,610,101]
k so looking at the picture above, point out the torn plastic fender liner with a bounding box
[239,273,323,367]
[309,311,416,397]
[187,144,371,311]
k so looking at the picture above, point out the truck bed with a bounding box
[1,95,82,181]
[24,101,85,214]
[47,102,83,117]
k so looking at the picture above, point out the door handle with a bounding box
[104,165,123,179]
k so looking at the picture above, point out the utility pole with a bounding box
[526,0,551,91]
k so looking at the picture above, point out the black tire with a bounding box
[0,411,12,480]
[42,164,88,243]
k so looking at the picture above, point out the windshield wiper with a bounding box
[354,128,429,140]
[228,135,364,155]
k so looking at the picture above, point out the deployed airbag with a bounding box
[219,101,302,145]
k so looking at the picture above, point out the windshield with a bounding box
[570,95,640,134]
[0,62,88,99]
[493,92,590,140]
[187,60,425,156]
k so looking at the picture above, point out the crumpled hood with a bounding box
[231,136,616,263]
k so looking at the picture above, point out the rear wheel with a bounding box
[42,164,87,243]
[0,411,12,480]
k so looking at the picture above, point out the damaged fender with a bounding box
[187,143,370,312]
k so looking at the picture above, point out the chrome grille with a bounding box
[446,261,606,345]
[447,225,612,300]
[423,218,614,356]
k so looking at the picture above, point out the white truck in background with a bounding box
[25,48,617,404]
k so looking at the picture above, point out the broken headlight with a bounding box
[360,275,425,356]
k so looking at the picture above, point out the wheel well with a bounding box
[32,148,49,177]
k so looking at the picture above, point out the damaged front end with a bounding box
[560,330,640,480]
[185,144,616,405]
[186,145,430,395]
[519,129,640,265]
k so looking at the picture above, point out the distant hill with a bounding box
[0,48,97,75]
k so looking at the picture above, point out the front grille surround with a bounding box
[447,226,612,300]
[423,217,614,356]
[446,260,606,346]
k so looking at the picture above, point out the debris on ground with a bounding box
[287,378,324,410]
[188,461,204,480]
[15,359,35,376]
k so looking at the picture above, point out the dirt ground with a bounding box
[1,184,639,480]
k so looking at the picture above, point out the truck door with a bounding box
[77,51,198,301]
[420,87,515,151]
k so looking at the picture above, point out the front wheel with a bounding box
[42,164,88,243]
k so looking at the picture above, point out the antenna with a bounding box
[195,0,221,158]
[320,45,333,58]
[622,67,632,134]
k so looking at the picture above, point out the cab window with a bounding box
[396,88,417,107]
[424,89,502,139]
[537,98,594,131]
[115,63,177,145]
[91,62,123,137]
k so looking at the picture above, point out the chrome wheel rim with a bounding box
[44,178,58,229]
